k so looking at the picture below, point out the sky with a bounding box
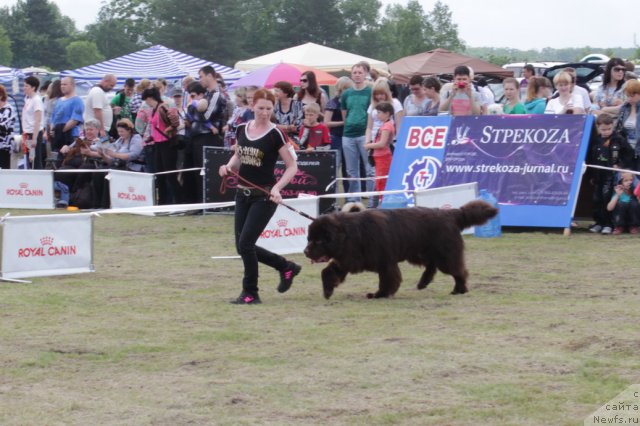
[1,0,638,51]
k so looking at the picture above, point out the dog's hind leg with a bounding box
[417,261,437,290]
[450,269,469,294]
[367,264,402,299]
[321,261,348,299]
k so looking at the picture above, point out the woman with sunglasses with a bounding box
[593,58,627,116]
[296,71,328,111]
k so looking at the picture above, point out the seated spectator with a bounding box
[607,172,640,235]
[298,103,330,151]
[524,77,553,114]
[100,118,144,171]
[502,77,526,114]
[544,72,584,114]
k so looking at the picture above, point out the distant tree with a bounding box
[378,1,431,61]
[66,40,104,68]
[275,0,344,47]
[336,0,383,55]
[0,27,12,65]
[0,0,76,69]
[426,1,465,52]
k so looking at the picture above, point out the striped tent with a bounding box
[60,45,244,86]
[0,65,22,85]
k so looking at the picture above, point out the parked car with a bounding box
[542,62,604,93]
[502,62,565,78]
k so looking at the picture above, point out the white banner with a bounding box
[257,197,318,255]
[414,182,478,235]
[108,170,155,208]
[0,169,55,209]
[1,213,94,279]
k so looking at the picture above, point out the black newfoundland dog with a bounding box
[304,200,498,299]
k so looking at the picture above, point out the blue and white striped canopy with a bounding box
[0,65,22,84]
[60,45,244,86]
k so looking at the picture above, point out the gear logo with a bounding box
[402,156,442,191]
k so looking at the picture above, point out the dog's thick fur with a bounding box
[304,200,498,299]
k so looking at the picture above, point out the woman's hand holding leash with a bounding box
[270,187,282,203]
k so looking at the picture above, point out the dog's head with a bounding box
[304,214,347,263]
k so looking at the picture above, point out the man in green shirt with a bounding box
[341,62,374,204]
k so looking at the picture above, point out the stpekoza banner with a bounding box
[108,170,155,208]
[0,213,94,279]
[386,115,593,228]
[0,169,55,209]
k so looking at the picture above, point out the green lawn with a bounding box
[1,212,638,425]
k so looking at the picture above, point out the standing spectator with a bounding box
[440,65,482,116]
[593,58,627,117]
[324,76,353,193]
[296,71,328,111]
[476,77,495,111]
[111,78,136,122]
[180,76,195,110]
[197,65,227,148]
[43,79,63,155]
[218,88,300,305]
[422,76,442,116]
[616,80,640,170]
[341,62,374,205]
[524,77,552,114]
[273,81,304,144]
[223,87,249,149]
[51,77,84,155]
[0,84,15,169]
[403,75,430,116]
[607,172,640,235]
[22,76,45,168]
[502,78,526,114]
[84,74,117,137]
[544,72,584,114]
[586,113,633,234]
[131,78,151,124]
[364,101,395,199]
[142,87,181,205]
[365,78,403,154]
[298,102,330,151]
[520,64,535,100]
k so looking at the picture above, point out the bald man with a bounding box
[84,73,117,137]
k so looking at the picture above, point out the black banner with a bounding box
[204,147,337,213]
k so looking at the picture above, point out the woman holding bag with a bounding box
[141,87,181,204]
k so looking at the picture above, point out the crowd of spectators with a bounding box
[0,57,638,220]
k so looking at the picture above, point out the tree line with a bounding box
[0,0,637,72]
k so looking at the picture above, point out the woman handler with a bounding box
[219,88,301,305]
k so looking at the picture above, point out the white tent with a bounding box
[235,42,388,74]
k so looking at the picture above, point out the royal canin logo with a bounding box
[276,219,288,227]
[6,182,44,197]
[17,236,78,258]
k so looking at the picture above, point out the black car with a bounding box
[542,62,604,93]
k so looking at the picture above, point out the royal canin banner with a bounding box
[1,213,94,279]
[257,196,317,255]
[386,115,593,228]
[108,170,155,208]
[0,170,55,209]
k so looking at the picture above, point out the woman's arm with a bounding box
[323,109,343,128]
[364,113,374,144]
[271,144,298,203]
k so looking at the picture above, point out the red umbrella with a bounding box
[230,63,338,88]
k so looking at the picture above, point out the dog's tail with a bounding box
[341,201,366,213]
[455,200,498,230]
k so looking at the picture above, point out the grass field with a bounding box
[1,211,639,425]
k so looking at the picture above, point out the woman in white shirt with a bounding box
[544,72,584,115]
[364,78,403,147]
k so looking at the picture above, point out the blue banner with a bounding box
[386,115,594,227]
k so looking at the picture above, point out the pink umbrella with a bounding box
[230,63,338,88]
